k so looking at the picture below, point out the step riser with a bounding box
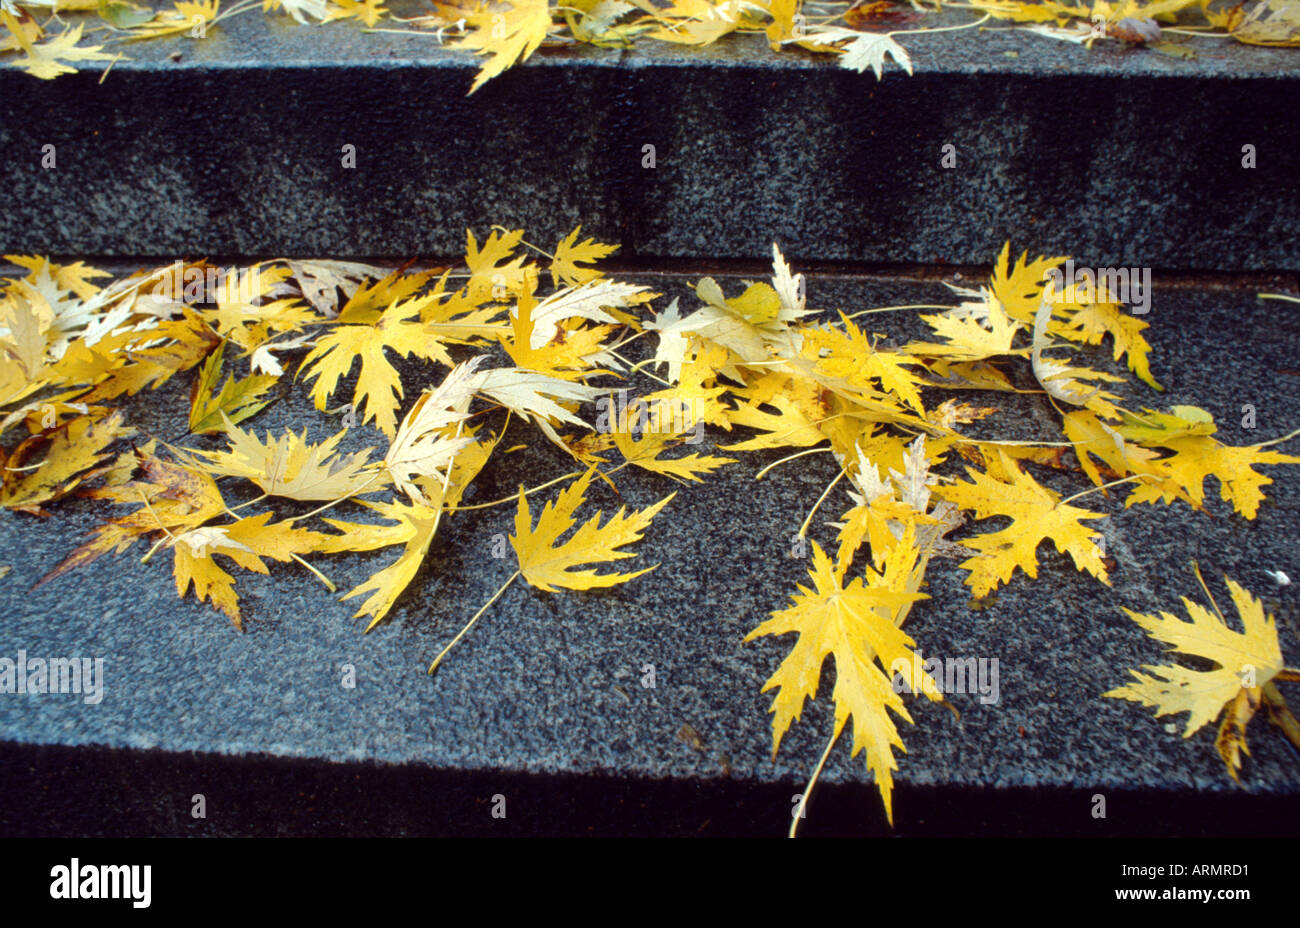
[3,67,1298,269]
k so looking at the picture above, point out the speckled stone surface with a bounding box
[1,9,1298,268]
[0,270,1296,835]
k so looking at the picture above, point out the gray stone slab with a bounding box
[1,10,1298,268]
[0,270,1297,837]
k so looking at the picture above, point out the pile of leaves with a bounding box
[2,0,1297,90]
[2,231,1297,829]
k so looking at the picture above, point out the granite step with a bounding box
[0,267,1296,836]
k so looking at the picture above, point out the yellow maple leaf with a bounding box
[1116,404,1215,443]
[1053,299,1161,390]
[0,411,133,513]
[0,288,51,382]
[205,264,316,352]
[440,424,499,509]
[419,273,507,344]
[298,296,454,438]
[550,225,618,288]
[510,466,673,592]
[1032,355,1127,420]
[645,0,748,45]
[835,478,925,573]
[697,277,784,327]
[453,0,553,94]
[334,266,441,321]
[832,423,913,484]
[1114,407,1300,517]
[1062,408,1166,494]
[187,415,382,501]
[647,295,788,379]
[745,528,940,825]
[4,255,109,300]
[966,0,1092,23]
[1029,299,1126,418]
[501,282,620,379]
[465,227,534,302]
[1202,0,1247,26]
[77,307,220,404]
[282,259,384,317]
[937,450,1110,596]
[918,358,1019,392]
[321,495,447,629]
[263,0,329,22]
[833,437,949,571]
[1105,571,1293,781]
[907,298,1023,363]
[763,0,798,48]
[1127,434,1300,518]
[172,513,328,629]
[32,443,330,627]
[383,357,481,503]
[426,466,671,673]
[802,314,927,414]
[0,12,41,54]
[720,374,829,452]
[989,241,1067,324]
[323,0,388,26]
[1106,0,1203,18]
[640,338,733,431]
[39,452,227,583]
[610,415,735,482]
[1,14,115,79]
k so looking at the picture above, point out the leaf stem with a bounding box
[1161,27,1232,37]
[953,437,1076,447]
[887,11,990,38]
[492,226,557,263]
[789,727,839,839]
[1254,425,1300,449]
[139,535,168,565]
[290,468,385,523]
[754,445,830,480]
[609,328,652,354]
[798,468,846,538]
[135,487,177,564]
[228,493,268,512]
[1191,560,1227,626]
[844,303,953,320]
[290,553,336,592]
[451,470,583,511]
[428,570,520,674]
[1055,475,1143,508]
[607,349,672,385]
[625,355,677,384]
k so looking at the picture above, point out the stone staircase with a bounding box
[0,10,1298,836]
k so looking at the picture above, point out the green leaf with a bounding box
[188,342,278,434]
